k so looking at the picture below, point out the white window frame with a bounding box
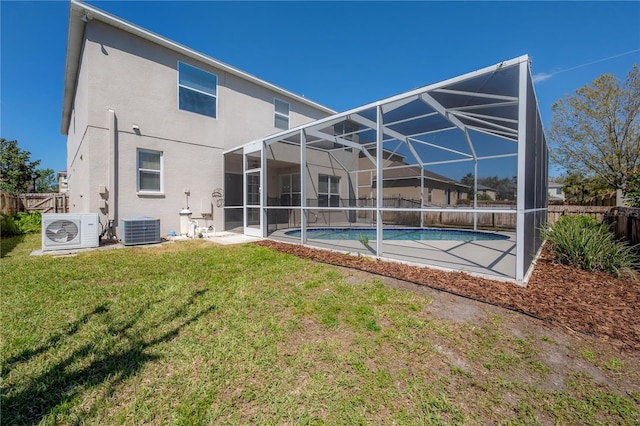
[334,122,357,141]
[178,61,218,118]
[137,149,163,194]
[280,173,301,206]
[274,98,290,130]
[318,174,340,207]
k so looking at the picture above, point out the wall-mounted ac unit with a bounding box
[121,217,160,246]
[42,213,100,251]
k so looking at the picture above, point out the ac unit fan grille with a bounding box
[45,220,80,243]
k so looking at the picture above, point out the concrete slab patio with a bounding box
[267,228,517,282]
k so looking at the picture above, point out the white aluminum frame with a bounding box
[243,141,264,237]
[224,55,547,285]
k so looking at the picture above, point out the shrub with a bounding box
[542,215,639,278]
[0,211,42,237]
[1,213,21,237]
[14,211,41,234]
[358,232,369,247]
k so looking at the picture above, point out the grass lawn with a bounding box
[2,234,639,425]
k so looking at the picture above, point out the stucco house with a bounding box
[61,1,548,285]
[356,150,469,207]
[476,185,497,201]
[548,181,565,203]
[62,0,334,236]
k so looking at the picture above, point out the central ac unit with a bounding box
[121,217,160,246]
[42,213,100,251]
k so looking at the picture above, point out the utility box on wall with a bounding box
[201,198,212,216]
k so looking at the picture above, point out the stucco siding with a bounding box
[84,22,222,146]
[67,19,331,236]
[67,39,90,213]
[68,126,108,214]
[115,131,224,234]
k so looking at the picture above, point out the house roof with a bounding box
[477,184,497,192]
[380,161,469,190]
[61,0,336,135]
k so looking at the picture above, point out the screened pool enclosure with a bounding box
[223,56,548,285]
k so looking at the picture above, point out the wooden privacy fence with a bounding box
[547,205,611,225]
[587,192,617,207]
[0,191,69,215]
[547,205,639,244]
[608,207,640,245]
[0,191,21,215]
[422,210,517,229]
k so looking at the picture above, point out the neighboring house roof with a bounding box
[477,184,496,192]
[548,181,563,188]
[61,0,336,135]
[380,161,468,190]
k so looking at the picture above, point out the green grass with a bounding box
[1,234,639,424]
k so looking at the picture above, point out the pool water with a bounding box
[284,228,509,241]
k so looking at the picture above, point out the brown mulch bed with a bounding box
[254,240,640,353]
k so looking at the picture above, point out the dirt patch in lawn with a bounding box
[254,240,640,353]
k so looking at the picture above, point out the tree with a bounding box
[476,176,517,201]
[561,172,588,204]
[0,139,41,193]
[35,168,59,193]
[559,172,610,204]
[460,172,475,198]
[548,65,640,192]
[459,173,516,201]
[624,169,640,207]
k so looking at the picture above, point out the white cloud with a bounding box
[532,72,553,83]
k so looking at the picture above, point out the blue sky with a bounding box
[1,1,639,178]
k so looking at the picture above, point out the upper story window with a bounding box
[137,149,163,193]
[318,175,340,207]
[178,62,217,118]
[334,122,357,141]
[274,98,290,130]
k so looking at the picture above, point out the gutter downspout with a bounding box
[108,109,118,236]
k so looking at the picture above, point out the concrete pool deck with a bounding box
[267,228,517,282]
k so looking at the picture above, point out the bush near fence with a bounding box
[544,205,638,245]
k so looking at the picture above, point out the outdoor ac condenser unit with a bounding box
[41,213,100,251]
[120,217,160,246]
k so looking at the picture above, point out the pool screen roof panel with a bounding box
[247,55,540,166]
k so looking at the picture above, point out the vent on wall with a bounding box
[121,217,160,246]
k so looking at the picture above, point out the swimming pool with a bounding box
[284,227,509,241]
